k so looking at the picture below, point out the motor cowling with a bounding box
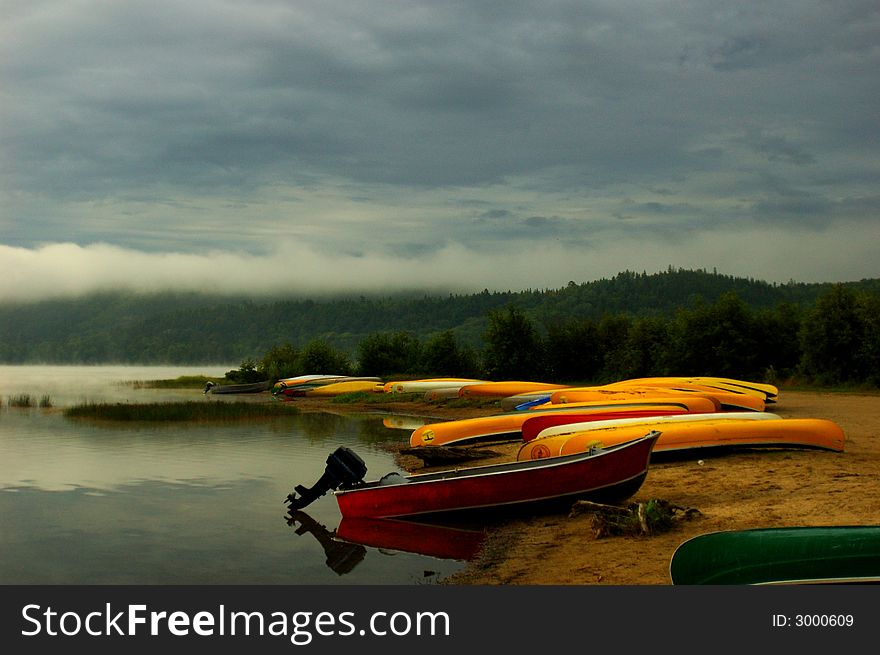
[285,447,368,510]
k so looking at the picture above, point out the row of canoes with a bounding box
[404,376,844,456]
[268,374,780,410]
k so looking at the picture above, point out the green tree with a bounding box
[299,340,352,375]
[618,316,670,379]
[257,343,301,380]
[667,292,760,379]
[544,319,602,382]
[420,330,479,377]
[356,331,422,377]
[596,313,633,382]
[800,285,865,384]
[482,306,544,380]
[857,292,880,386]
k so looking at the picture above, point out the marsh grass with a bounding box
[126,375,221,390]
[64,400,299,422]
[8,394,35,408]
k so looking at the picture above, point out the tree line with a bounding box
[232,285,880,389]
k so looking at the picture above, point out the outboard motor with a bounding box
[285,447,368,510]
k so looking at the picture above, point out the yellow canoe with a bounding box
[304,380,385,396]
[517,417,845,460]
[382,378,487,394]
[528,411,781,442]
[604,377,777,404]
[410,399,716,448]
[457,381,569,398]
[528,395,720,414]
[548,386,765,412]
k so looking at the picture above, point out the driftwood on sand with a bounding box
[569,499,702,538]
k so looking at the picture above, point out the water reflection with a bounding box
[286,510,488,574]
[0,365,471,584]
[286,511,367,576]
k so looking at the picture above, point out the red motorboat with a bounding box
[332,431,660,519]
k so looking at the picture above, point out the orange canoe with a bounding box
[457,381,569,398]
[410,398,717,447]
[518,417,845,460]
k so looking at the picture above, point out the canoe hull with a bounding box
[410,401,712,447]
[670,526,880,584]
[336,432,660,519]
[523,411,781,443]
[204,380,271,394]
[518,418,845,460]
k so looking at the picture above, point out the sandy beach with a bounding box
[290,389,880,585]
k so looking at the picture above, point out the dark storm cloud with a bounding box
[0,0,878,296]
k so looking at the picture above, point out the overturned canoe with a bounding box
[522,411,780,443]
[304,380,385,396]
[518,417,845,460]
[335,432,661,519]
[204,380,271,394]
[548,386,765,412]
[275,376,382,397]
[457,381,569,398]
[670,526,880,584]
[603,377,776,405]
[410,399,715,448]
[526,395,720,414]
[383,378,487,394]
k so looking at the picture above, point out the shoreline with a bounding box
[282,389,880,585]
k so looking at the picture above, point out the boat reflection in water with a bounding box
[285,511,366,576]
[286,511,487,576]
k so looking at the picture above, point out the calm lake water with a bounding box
[0,365,477,584]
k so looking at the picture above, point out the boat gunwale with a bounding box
[337,432,660,493]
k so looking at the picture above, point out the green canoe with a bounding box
[670,526,880,585]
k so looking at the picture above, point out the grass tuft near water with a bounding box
[64,400,299,422]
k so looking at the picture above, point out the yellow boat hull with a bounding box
[410,398,718,448]
[304,380,385,396]
[517,418,845,460]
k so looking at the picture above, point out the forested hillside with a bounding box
[1,268,877,366]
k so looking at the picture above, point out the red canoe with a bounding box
[334,431,661,519]
[520,409,688,442]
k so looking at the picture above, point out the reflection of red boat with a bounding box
[335,517,488,561]
[334,432,660,519]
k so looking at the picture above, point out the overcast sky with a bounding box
[2,0,878,301]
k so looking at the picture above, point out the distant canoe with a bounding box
[604,377,776,405]
[527,395,720,414]
[304,380,384,396]
[518,417,845,460]
[423,387,469,401]
[204,380,271,394]
[499,392,554,411]
[383,378,487,394]
[670,526,880,584]
[548,386,765,412]
[457,381,569,398]
[275,376,382,397]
